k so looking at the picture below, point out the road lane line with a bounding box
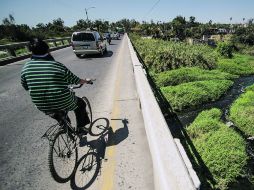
[100,35,126,190]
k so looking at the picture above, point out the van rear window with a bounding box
[72,33,95,41]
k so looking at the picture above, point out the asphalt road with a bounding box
[0,35,153,190]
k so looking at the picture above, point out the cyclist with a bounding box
[21,38,91,134]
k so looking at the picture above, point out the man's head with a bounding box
[29,38,49,55]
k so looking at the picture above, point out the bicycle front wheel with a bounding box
[48,130,78,183]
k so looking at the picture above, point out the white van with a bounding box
[71,31,107,57]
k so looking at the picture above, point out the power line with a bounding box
[142,0,161,21]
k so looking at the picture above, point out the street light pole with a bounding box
[85,7,95,22]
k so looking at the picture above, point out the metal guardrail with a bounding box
[0,37,71,66]
[127,34,201,190]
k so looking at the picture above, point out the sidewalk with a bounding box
[98,35,154,190]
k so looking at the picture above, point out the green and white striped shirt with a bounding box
[21,58,81,112]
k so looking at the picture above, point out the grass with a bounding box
[161,80,233,111]
[217,54,254,75]
[15,48,29,55]
[56,41,63,46]
[0,38,13,45]
[48,42,55,48]
[130,34,218,72]
[186,108,248,190]
[0,51,9,59]
[186,108,222,139]
[153,67,238,87]
[229,84,254,137]
[63,40,69,45]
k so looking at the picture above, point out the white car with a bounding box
[71,31,107,57]
[111,32,120,40]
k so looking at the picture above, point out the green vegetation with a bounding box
[229,84,254,137]
[239,45,254,56]
[130,22,254,190]
[216,42,234,58]
[15,48,29,55]
[130,35,254,112]
[217,54,254,75]
[0,38,12,45]
[0,51,8,59]
[187,108,222,139]
[161,80,233,111]
[131,34,218,73]
[187,109,248,190]
[0,14,127,43]
[154,67,238,87]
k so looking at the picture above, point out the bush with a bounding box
[130,34,218,73]
[161,80,233,111]
[187,109,248,190]
[235,43,254,56]
[187,108,222,139]
[0,51,9,59]
[154,67,238,87]
[216,42,234,58]
[217,54,254,75]
[229,84,254,137]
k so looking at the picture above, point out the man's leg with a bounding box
[74,97,90,130]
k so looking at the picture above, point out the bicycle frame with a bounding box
[42,113,78,144]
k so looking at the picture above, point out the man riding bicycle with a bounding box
[21,38,91,134]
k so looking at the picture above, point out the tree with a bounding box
[171,16,187,40]
[115,19,132,32]
[73,19,89,30]
[2,14,15,25]
[189,16,196,26]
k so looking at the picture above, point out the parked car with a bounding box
[71,31,107,57]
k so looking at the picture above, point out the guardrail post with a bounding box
[7,48,16,57]
[53,41,57,47]
[61,40,64,45]
[67,39,71,44]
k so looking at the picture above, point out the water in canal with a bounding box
[176,75,254,127]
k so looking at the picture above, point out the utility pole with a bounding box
[85,7,95,28]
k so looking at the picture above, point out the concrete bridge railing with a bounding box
[0,37,71,66]
[127,34,201,190]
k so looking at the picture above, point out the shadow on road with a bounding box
[79,51,113,60]
[70,117,129,189]
[106,118,129,146]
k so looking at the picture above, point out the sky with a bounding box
[0,0,253,27]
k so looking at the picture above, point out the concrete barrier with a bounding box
[0,37,71,66]
[127,34,201,190]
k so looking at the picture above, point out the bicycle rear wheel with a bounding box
[82,96,92,125]
[71,152,100,189]
[48,130,78,183]
[89,117,110,136]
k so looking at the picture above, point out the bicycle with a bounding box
[42,81,110,184]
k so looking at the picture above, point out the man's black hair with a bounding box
[29,38,49,55]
